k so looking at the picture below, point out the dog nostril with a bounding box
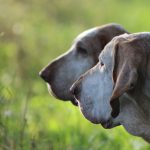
[39,71,49,82]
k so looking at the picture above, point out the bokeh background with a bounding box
[1,0,150,149]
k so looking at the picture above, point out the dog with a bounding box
[70,33,150,142]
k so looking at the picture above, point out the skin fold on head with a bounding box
[70,32,150,142]
[39,23,128,106]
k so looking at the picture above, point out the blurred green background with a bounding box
[0,0,150,149]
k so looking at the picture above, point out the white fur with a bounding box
[75,28,98,41]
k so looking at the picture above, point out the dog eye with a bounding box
[99,59,105,70]
[100,61,104,66]
[77,47,88,56]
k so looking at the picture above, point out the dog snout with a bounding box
[39,69,50,82]
[100,118,121,129]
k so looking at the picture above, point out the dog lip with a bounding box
[47,83,59,99]
[101,122,113,129]
[70,98,78,106]
[89,119,100,124]
[101,120,113,129]
[101,120,121,129]
[47,83,78,105]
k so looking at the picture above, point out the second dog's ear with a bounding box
[110,66,138,117]
[110,39,139,118]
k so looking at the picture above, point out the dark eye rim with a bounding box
[77,47,88,55]
[100,61,104,66]
[99,60,105,70]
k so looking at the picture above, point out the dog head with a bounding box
[39,24,128,105]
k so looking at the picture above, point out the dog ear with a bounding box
[110,41,138,118]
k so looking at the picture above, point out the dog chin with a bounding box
[79,107,101,124]
[47,84,60,99]
[47,83,78,106]
[101,121,121,129]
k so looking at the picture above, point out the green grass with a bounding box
[1,0,150,149]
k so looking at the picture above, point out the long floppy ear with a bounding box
[110,41,138,118]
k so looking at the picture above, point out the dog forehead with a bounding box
[75,27,98,41]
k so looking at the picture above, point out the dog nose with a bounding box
[70,76,83,96]
[39,70,49,82]
[70,81,81,101]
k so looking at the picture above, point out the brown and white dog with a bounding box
[39,23,128,105]
[71,33,150,142]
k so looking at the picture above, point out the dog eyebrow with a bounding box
[76,41,87,50]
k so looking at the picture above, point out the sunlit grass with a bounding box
[1,0,150,149]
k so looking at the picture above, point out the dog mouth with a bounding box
[70,99,78,106]
[47,83,60,99]
[80,108,119,128]
[101,119,121,129]
[101,120,114,129]
[47,83,78,106]
[76,99,121,128]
